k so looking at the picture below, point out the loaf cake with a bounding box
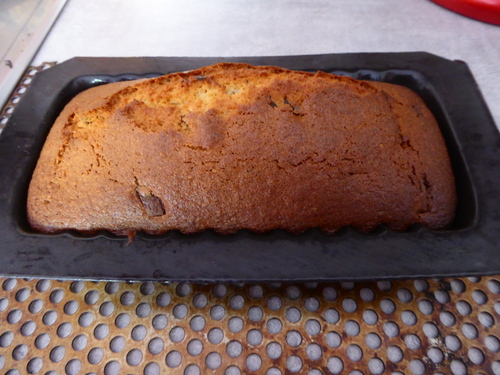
[27,63,456,235]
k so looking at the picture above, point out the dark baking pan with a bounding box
[1,52,499,282]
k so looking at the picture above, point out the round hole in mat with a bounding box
[212,284,227,298]
[286,307,301,323]
[104,360,120,375]
[324,308,340,324]
[376,280,391,291]
[148,337,164,355]
[70,281,83,293]
[450,359,467,375]
[35,279,50,292]
[468,347,485,365]
[109,336,125,353]
[192,293,207,308]
[50,289,64,303]
[418,299,433,315]
[94,323,109,340]
[387,345,403,363]
[99,301,115,317]
[225,365,241,375]
[184,364,200,375]
[405,334,421,350]
[402,310,418,326]
[57,322,72,338]
[166,350,182,368]
[7,309,22,324]
[267,295,282,311]
[65,359,81,375]
[21,321,36,336]
[249,285,264,299]
[104,282,119,294]
[72,334,88,351]
[451,279,466,293]
[342,298,357,313]
[479,311,495,328]
[326,331,342,348]
[488,279,500,293]
[187,339,203,356]
[0,331,14,347]
[287,355,303,373]
[409,359,426,375]
[29,299,43,314]
[64,301,79,315]
[152,314,168,330]
[230,295,245,310]
[176,283,191,297]
[363,309,378,325]
[126,349,143,366]
[3,278,17,291]
[383,321,399,338]
[248,306,263,322]
[445,335,462,352]
[397,288,413,303]
[345,320,360,336]
[346,344,363,361]
[485,335,500,352]
[0,298,8,312]
[27,357,42,374]
[267,318,282,334]
[286,330,302,347]
[15,288,30,302]
[227,340,243,358]
[144,362,160,375]
[140,282,155,296]
[306,343,322,361]
[246,353,262,372]
[208,328,224,344]
[120,291,135,306]
[360,287,375,302]
[206,352,222,370]
[88,347,104,365]
[286,286,302,300]
[85,290,99,305]
[493,361,500,375]
[211,305,226,321]
[368,357,385,375]
[308,370,322,375]
[228,316,244,333]
[115,313,130,329]
[247,329,263,346]
[423,322,439,338]
[366,332,382,349]
[169,326,185,343]
[190,315,205,332]
[12,344,28,360]
[434,289,449,304]
[173,304,188,319]
[473,289,488,304]
[380,298,396,314]
[327,356,344,374]
[34,333,50,350]
[456,300,472,315]
[462,322,478,339]
[156,292,171,307]
[428,347,444,363]
[136,302,152,318]
[305,319,321,335]
[304,297,320,312]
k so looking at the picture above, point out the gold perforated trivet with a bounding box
[0,277,499,374]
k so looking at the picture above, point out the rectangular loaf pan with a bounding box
[0,52,499,282]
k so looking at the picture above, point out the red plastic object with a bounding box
[431,0,500,25]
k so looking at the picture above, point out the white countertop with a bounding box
[33,0,500,128]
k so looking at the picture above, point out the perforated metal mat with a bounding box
[1,64,499,375]
[0,277,499,374]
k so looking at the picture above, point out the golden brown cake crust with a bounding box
[27,63,457,234]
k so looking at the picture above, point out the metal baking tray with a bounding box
[1,52,499,282]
